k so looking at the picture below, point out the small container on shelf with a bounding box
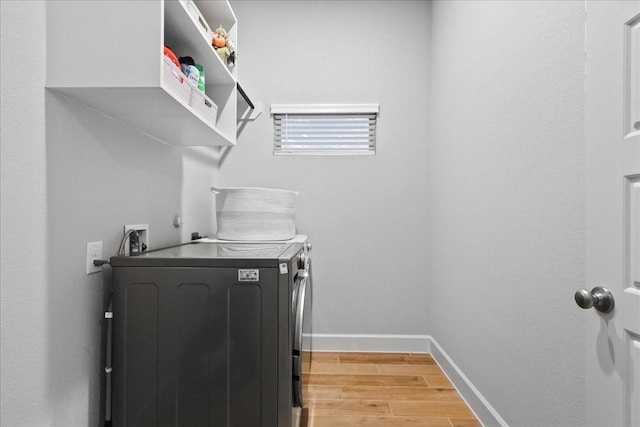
[181,0,214,45]
[161,55,191,105]
[188,83,218,127]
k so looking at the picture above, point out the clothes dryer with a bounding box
[109,236,312,427]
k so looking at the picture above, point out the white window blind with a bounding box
[271,104,379,155]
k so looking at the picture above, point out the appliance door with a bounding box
[292,267,312,408]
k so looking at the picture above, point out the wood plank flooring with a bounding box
[302,352,481,427]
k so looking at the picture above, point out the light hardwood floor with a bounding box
[302,352,481,427]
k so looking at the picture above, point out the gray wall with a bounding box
[1,2,50,425]
[225,0,432,338]
[427,1,586,426]
[1,1,221,425]
[1,1,588,426]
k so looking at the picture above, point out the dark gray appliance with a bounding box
[109,238,312,427]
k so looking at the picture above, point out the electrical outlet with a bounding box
[123,224,149,256]
[86,241,103,275]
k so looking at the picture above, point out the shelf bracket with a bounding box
[237,83,254,109]
[237,82,262,121]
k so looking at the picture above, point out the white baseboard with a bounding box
[427,337,509,427]
[308,333,508,427]
[306,333,431,353]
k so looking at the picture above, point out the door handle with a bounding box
[574,286,614,313]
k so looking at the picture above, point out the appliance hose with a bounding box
[105,301,113,423]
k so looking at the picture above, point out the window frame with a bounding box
[271,104,380,156]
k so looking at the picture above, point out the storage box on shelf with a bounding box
[45,0,239,147]
[188,83,219,129]
[162,56,191,106]
[181,0,214,44]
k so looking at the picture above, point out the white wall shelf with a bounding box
[46,0,240,147]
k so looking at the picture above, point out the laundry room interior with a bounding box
[3,1,639,426]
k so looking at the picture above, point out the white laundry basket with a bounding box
[211,187,298,241]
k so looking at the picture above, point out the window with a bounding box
[271,104,379,155]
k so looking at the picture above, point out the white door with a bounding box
[585,1,640,426]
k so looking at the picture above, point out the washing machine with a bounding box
[109,236,312,427]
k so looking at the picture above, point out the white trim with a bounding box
[428,337,509,427]
[274,150,376,157]
[306,333,430,353]
[270,103,380,115]
[307,333,508,427]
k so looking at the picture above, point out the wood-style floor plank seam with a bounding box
[304,351,481,427]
